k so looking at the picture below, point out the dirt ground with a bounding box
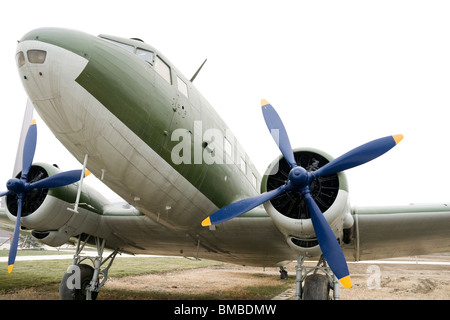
[106,263,285,299]
[340,256,450,300]
[2,255,450,300]
[105,255,450,300]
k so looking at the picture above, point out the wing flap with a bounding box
[352,204,450,261]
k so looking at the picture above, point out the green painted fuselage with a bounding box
[19,28,261,224]
[15,27,296,267]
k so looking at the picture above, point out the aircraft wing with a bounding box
[347,204,450,261]
[0,206,14,233]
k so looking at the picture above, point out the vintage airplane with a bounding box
[1,27,450,300]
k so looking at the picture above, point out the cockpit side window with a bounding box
[155,56,172,84]
[16,51,25,68]
[101,37,173,85]
[136,48,154,65]
[27,50,47,64]
[101,38,135,53]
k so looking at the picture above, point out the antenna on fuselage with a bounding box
[190,59,207,82]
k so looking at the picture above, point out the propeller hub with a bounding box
[6,178,28,194]
[289,166,309,188]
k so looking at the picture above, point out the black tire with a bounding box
[59,264,98,300]
[302,274,330,300]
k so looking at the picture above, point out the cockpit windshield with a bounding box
[100,37,154,65]
[136,48,154,65]
[101,38,135,53]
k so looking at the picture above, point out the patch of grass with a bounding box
[239,282,294,299]
[0,253,294,300]
[101,288,224,300]
[0,259,71,291]
[109,257,221,277]
[101,273,296,300]
[220,274,295,300]
[101,279,295,300]
[0,255,222,292]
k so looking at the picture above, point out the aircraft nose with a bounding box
[17,28,93,60]
[16,28,90,102]
[16,47,54,101]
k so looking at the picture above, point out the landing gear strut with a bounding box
[295,255,340,300]
[59,234,118,300]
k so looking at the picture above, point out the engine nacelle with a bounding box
[31,230,73,247]
[261,148,354,257]
[5,162,106,246]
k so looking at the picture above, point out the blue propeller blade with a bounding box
[1,120,88,273]
[0,190,11,198]
[314,135,403,178]
[303,192,351,288]
[21,120,37,180]
[29,170,84,190]
[200,99,404,290]
[8,197,22,274]
[202,185,287,226]
[261,100,297,169]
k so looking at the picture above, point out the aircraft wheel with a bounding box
[302,274,330,300]
[59,263,98,300]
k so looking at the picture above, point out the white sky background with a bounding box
[1,0,450,206]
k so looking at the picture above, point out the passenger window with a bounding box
[251,173,257,189]
[239,157,246,173]
[136,48,154,65]
[155,56,172,84]
[177,76,188,97]
[224,137,232,157]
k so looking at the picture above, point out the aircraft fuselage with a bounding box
[16,28,261,229]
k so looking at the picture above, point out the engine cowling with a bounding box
[4,162,105,246]
[261,147,353,257]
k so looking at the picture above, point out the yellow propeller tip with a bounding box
[8,265,14,274]
[201,217,211,227]
[84,169,91,177]
[261,99,270,107]
[393,134,404,144]
[339,275,352,289]
[30,119,36,125]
